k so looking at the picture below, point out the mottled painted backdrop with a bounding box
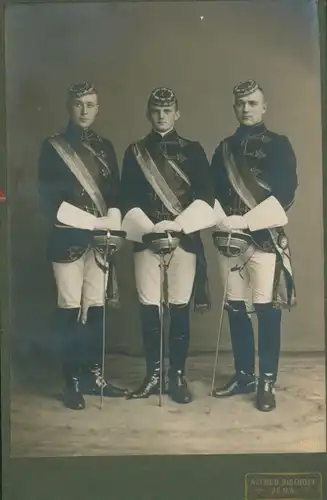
[5,0,324,355]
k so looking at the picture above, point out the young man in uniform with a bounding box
[38,82,127,410]
[120,87,216,404]
[211,79,298,411]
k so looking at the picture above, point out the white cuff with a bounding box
[174,199,216,234]
[56,202,97,230]
[243,196,288,231]
[121,207,154,242]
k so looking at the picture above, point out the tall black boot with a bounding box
[213,301,256,398]
[255,303,282,412]
[126,304,164,399]
[55,307,85,410]
[168,303,192,404]
[79,306,128,397]
[62,361,85,410]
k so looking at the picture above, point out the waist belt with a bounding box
[150,210,175,224]
[226,206,248,216]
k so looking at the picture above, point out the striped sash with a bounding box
[131,140,191,216]
[222,139,296,309]
[49,135,107,216]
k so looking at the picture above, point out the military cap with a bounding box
[67,81,98,99]
[148,87,177,108]
[233,79,261,98]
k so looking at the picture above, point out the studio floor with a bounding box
[10,353,326,457]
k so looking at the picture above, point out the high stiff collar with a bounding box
[233,122,267,143]
[148,128,179,143]
[65,120,96,142]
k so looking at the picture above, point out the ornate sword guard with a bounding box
[212,230,253,258]
[93,229,127,260]
[142,231,181,255]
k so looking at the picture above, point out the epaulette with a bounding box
[256,130,285,144]
[45,132,61,143]
[216,137,231,148]
[133,135,147,146]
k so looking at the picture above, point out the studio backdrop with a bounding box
[5,1,324,355]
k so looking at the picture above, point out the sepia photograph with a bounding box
[6,0,325,459]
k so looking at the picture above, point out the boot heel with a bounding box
[63,376,86,410]
[168,369,193,404]
[126,364,164,399]
[256,378,276,412]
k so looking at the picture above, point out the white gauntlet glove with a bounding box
[93,217,115,231]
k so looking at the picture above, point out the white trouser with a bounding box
[218,245,276,305]
[52,247,108,322]
[134,246,197,306]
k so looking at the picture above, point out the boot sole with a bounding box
[170,397,193,404]
[64,404,85,410]
[63,397,86,410]
[213,387,256,398]
[82,390,128,397]
[126,390,168,400]
[256,400,276,412]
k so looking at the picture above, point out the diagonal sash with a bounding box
[132,139,211,313]
[222,139,296,309]
[132,140,191,216]
[164,157,191,187]
[49,135,107,216]
[49,136,121,309]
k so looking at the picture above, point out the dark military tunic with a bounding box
[38,121,120,262]
[120,128,215,253]
[120,128,215,309]
[211,122,298,250]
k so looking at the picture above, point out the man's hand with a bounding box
[218,215,248,231]
[152,220,182,233]
[93,216,115,231]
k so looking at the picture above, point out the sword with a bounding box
[206,258,231,415]
[157,232,174,407]
[158,254,166,407]
[99,231,110,410]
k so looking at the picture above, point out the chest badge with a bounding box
[246,149,266,160]
[249,166,261,176]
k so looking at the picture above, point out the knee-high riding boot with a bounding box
[79,306,127,397]
[254,302,282,412]
[126,304,165,399]
[168,303,192,404]
[55,307,85,410]
[213,300,256,398]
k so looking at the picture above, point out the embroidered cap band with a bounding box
[233,79,260,98]
[67,81,98,99]
[148,87,177,108]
